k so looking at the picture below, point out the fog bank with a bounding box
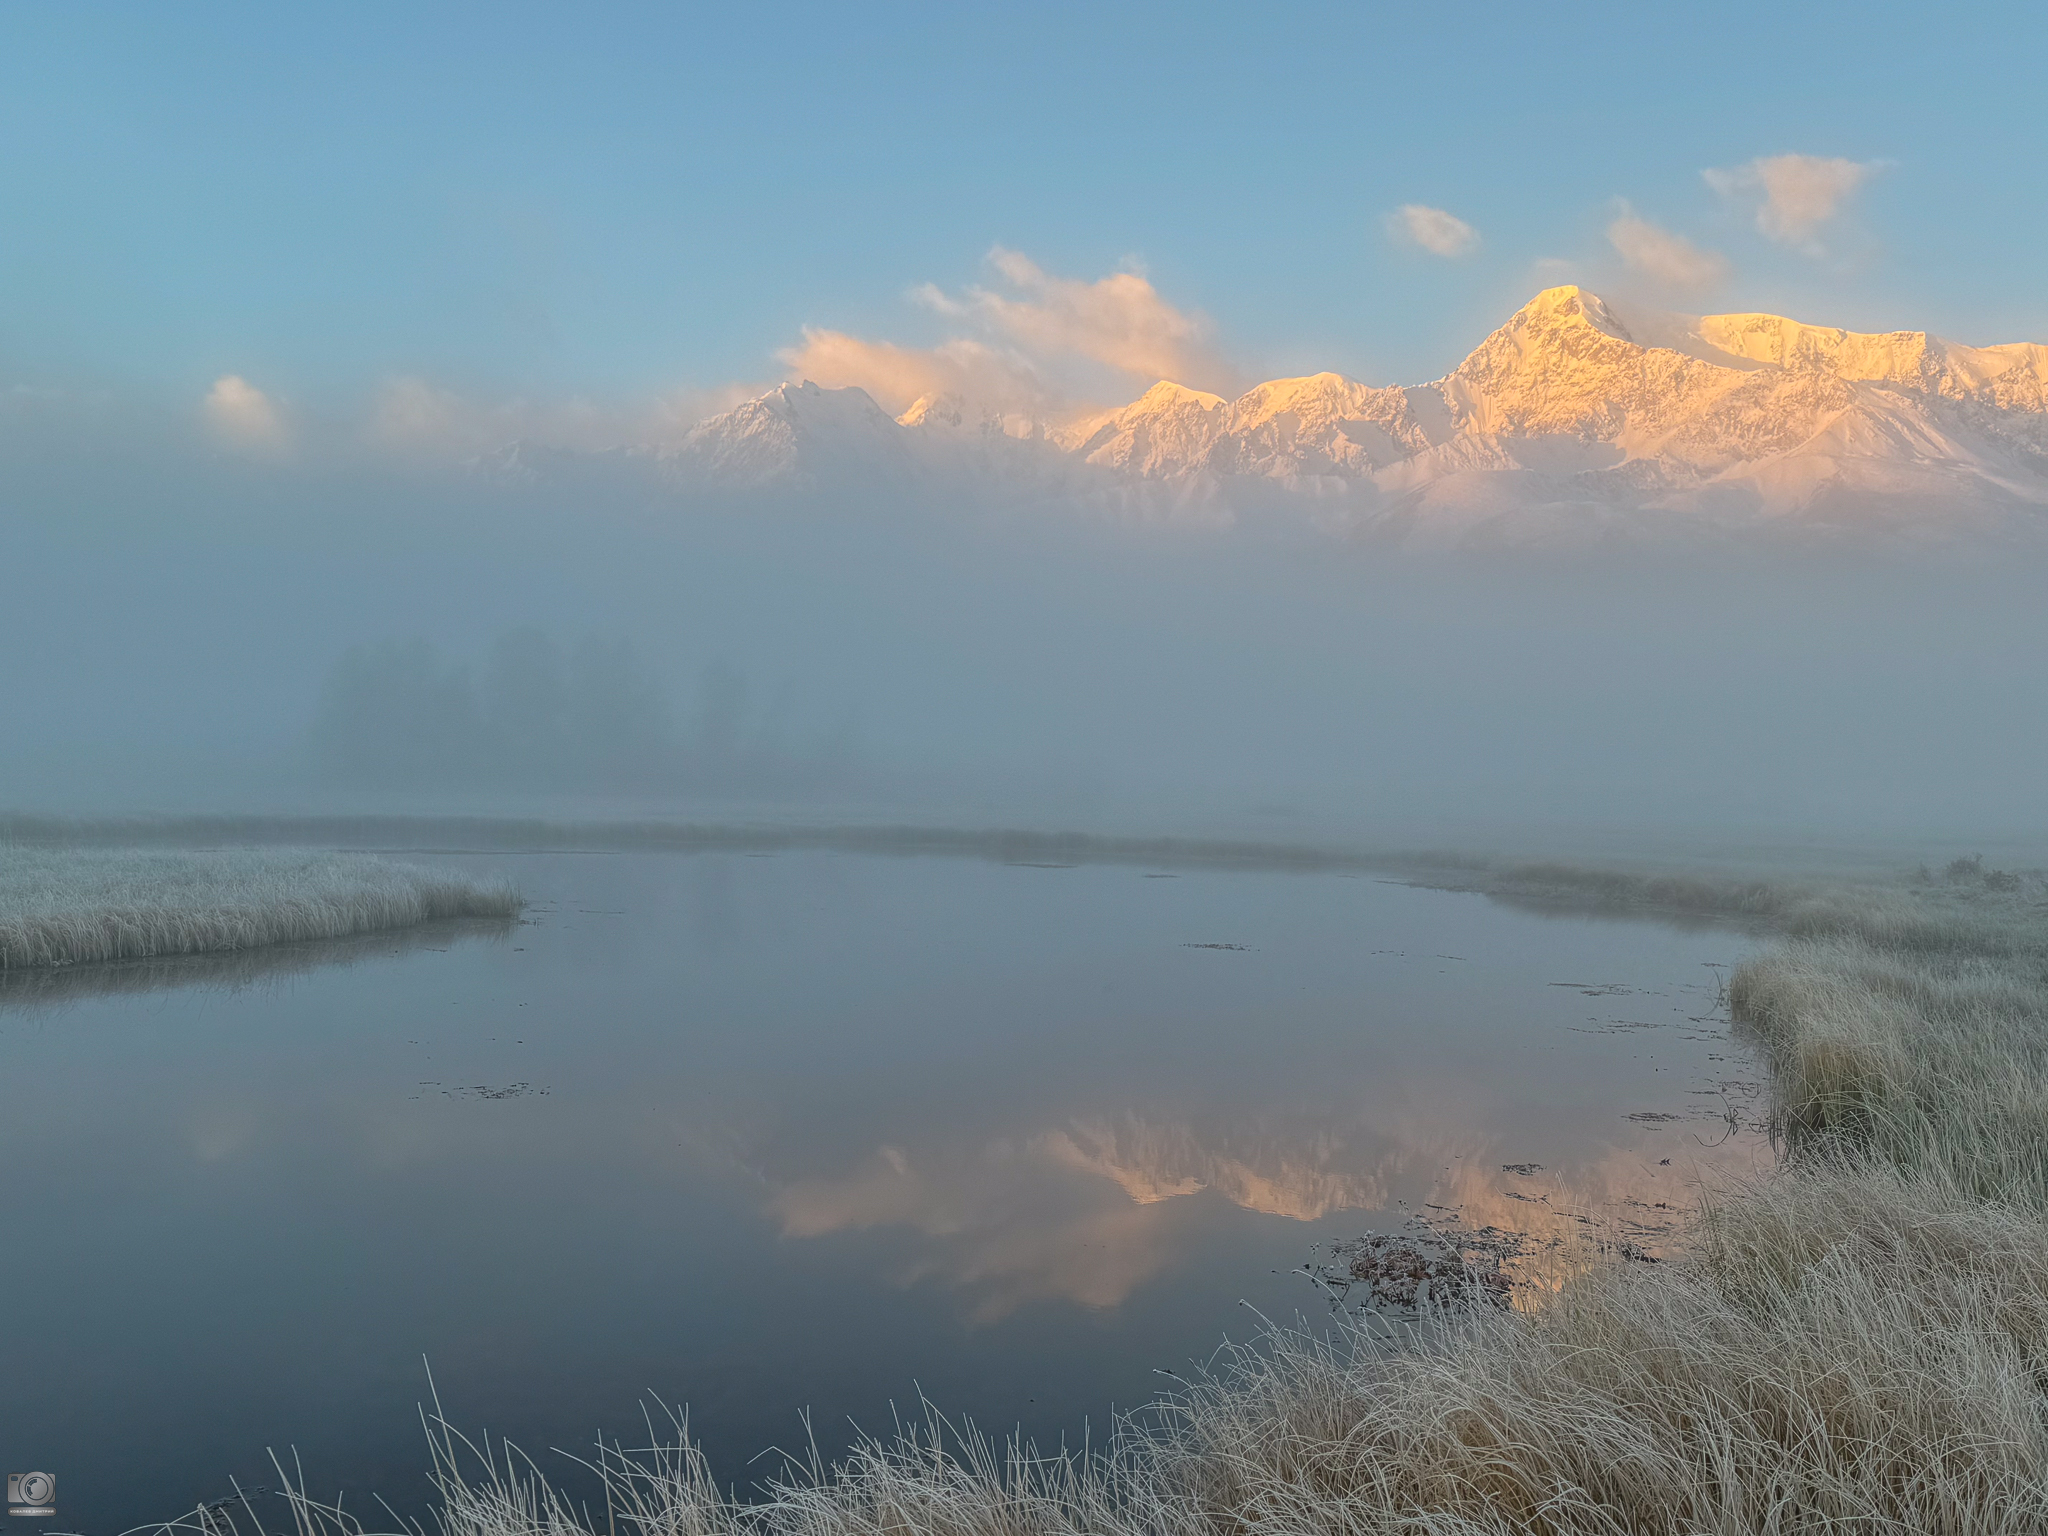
[5,455,2045,851]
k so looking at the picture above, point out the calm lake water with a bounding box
[0,850,1766,1533]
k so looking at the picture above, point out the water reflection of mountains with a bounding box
[0,915,515,1012]
[760,1107,1769,1320]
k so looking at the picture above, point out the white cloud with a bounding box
[966,248,1229,390]
[775,249,1233,423]
[352,256,1224,456]
[776,330,1048,420]
[1703,154,1878,250]
[366,375,757,460]
[909,281,968,318]
[203,374,288,453]
[1387,204,1479,258]
[1606,208,1729,292]
[367,376,477,452]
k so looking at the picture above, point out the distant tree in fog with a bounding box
[308,630,858,797]
[480,627,572,782]
[565,634,674,782]
[311,630,672,790]
[309,638,484,787]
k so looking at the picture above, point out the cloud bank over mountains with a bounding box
[776,247,1232,429]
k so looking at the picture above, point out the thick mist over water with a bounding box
[5,450,2046,848]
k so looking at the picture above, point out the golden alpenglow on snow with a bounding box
[659,286,2048,537]
[8,4,2048,1534]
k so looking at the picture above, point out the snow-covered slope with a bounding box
[1372,287,2048,528]
[1059,381,1231,476]
[663,380,913,488]
[662,288,2048,538]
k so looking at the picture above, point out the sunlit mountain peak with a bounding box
[657,290,2048,541]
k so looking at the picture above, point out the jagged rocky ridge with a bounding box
[650,287,2048,537]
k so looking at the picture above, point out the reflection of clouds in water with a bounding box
[905,1202,1174,1320]
[766,1108,1771,1321]
[776,1143,958,1238]
[772,1136,1176,1319]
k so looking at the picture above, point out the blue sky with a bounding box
[2,0,2043,431]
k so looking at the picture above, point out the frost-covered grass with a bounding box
[1730,898,2048,1204]
[0,847,521,970]
[167,855,2048,1536]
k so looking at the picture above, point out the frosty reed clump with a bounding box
[1730,872,2048,1204]
[168,854,2048,1536]
[0,847,522,970]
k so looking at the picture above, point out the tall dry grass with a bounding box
[157,858,2048,1536]
[1729,870,2048,1203]
[1141,1168,2048,1533]
[0,847,521,970]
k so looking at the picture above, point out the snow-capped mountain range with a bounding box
[657,286,2048,539]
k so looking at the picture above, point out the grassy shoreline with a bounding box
[172,851,2048,1536]
[0,810,1972,890]
[0,847,522,971]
